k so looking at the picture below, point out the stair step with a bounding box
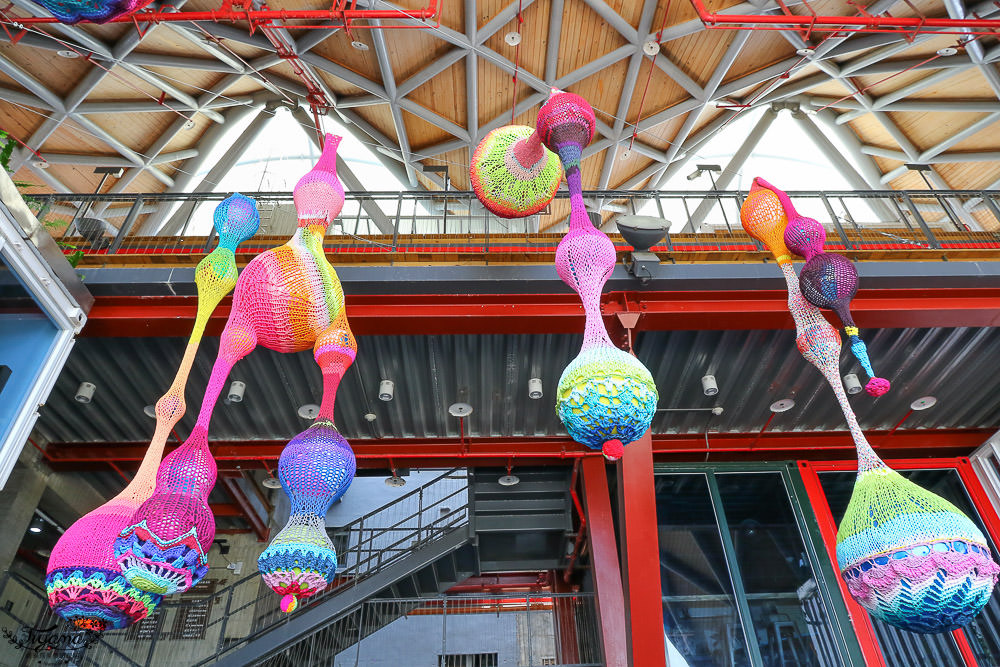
[473,497,568,513]
[474,513,570,532]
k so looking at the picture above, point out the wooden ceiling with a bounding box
[1,0,1000,207]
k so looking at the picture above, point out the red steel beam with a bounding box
[689,0,1000,34]
[40,429,992,470]
[80,288,1000,337]
[581,456,628,667]
[616,431,666,667]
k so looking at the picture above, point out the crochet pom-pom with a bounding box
[865,377,890,397]
[602,439,625,461]
[281,594,298,613]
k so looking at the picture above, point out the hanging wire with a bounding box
[509,0,524,125]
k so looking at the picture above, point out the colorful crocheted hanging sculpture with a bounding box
[32,0,154,24]
[741,179,998,634]
[470,125,563,218]
[116,135,357,603]
[45,194,258,630]
[537,89,657,461]
[756,178,890,397]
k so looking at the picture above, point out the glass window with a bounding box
[657,473,753,667]
[819,468,1000,667]
[717,472,846,667]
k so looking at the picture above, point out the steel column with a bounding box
[616,431,666,667]
[581,456,628,667]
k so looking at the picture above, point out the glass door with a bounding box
[655,465,863,667]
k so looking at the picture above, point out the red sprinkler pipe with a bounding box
[688,0,1000,35]
[0,0,440,26]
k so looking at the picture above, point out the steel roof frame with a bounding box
[0,0,999,205]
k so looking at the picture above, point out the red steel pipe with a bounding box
[1,1,438,26]
[689,0,1000,34]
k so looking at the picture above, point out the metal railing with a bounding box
[254,593,602,667]
[23,188,1000,264]
[0,469,470,667]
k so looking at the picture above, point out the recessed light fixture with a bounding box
[769,398,795,413]
[75,381,96,404]
[498,474,520,486]
[297,403,320,419]
[28,516,45,534]
[504,31,522,46]
[796,47,815,57]
[262,477,282,489]
[910,396,937,411]
[937,47,958,57]
[642,40,660,56]
[448,402,473,417]
[364,412,377,422]
[144,404,156,418]
[57,49,80,59]
[351,40,369,51]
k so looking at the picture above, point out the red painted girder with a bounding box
[40,429,992,469]
[80,288,1000,337]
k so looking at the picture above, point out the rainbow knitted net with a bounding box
[756,178,889,397]
[33,0,154,24]
[116,135,357,603]
[45,194,258,630]
[741,179,998,634]
[537,89,657,460]
[470,125,563,218]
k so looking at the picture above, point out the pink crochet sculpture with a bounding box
[537,89,657,460]
[115,135,357,600]
[45,194,259,630]
[755,178,889,397]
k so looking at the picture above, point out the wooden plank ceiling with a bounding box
[0,0,999,202]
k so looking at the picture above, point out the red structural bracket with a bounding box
[689,0,1000,35]
[0,0,440,27]
[81,288,1000,337]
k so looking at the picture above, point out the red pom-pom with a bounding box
[602,439,625,461]
[865,377,890,397]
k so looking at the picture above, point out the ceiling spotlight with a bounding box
[796,47,815,57]
[75,381,96,404]
[297,403,320,419]
[843,373,863,395]
[498,473,520,486]
[701,375,719,397]
[448,402,474,417]
[937,47,958,57]
[385,474,406,487]
[28,516,45,534]
[228,380,246,403]
[642,40,660,56]
[910,396,937,411]
[56,49,80,59]
[351,40,369,51]
[528,378,543,400]
[379,380,394,402]
[143,404,156,419]
[504,31,522,46]
[769,398,795,413]
[364,412,377,422]
[32,160,50,169]
[262,477,282,489]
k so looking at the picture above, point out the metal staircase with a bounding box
[208,469,475,665]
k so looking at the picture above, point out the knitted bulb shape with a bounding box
[47,195,257,628]
[470,125,562,218]
[33,0,153,24]
[541,90,657,458]
[740,184,793,264]
[783,213,827,260]
[294,134,345,224]
[838,464,999,633]
[258,420,357,608]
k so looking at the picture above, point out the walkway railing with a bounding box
[24,188,1000,265]
[0,469,470,667]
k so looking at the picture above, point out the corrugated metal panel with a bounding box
[34,327,1000,445]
